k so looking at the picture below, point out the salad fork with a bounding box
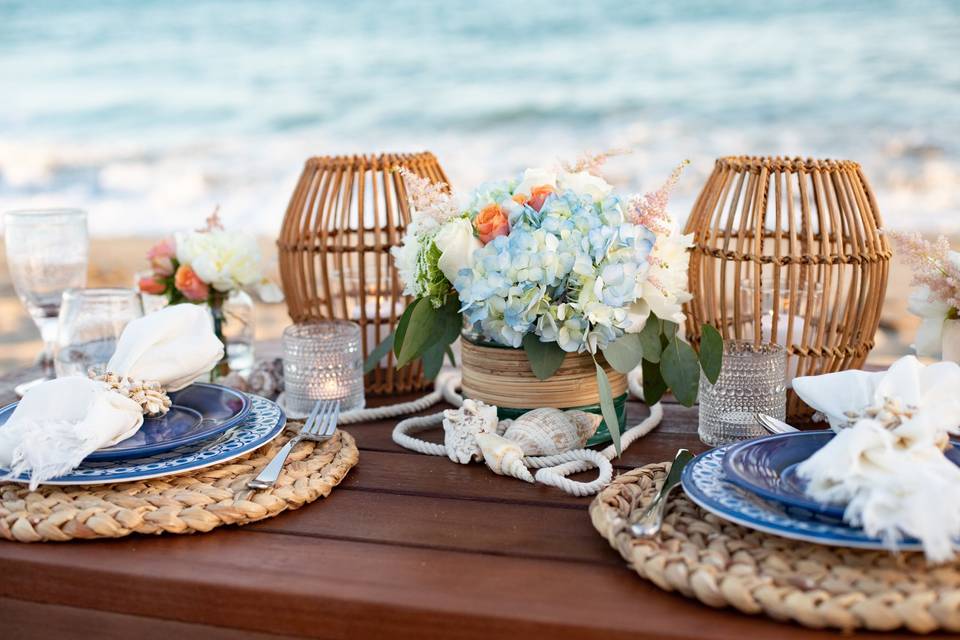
[247,398,340,489]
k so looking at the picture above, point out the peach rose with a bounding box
[147,237,176,276]
[527,184,555,212]
[174,264,209,302]
[138,276,166,295]
[474,204,510,244]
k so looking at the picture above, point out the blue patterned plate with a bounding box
[0,382,252,461]
[681,443,960,551]
[722,432,960,519]
[0,395,285,486]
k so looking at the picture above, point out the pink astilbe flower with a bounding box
[561,148,631,175]
[395,167,459,225]
[888,231,960,310]
[626,160,689,236]
[197,205,224,233]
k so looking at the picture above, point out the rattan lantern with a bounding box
[278,152,450,395]
[683,156,891,420]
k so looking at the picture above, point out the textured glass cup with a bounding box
[55,288,144,377]
[283,321,365,414]
[698,341,787,446]
[4,208,89,372]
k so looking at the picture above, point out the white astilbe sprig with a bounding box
[395,166,459,229]
[561,148,631,175]
[625,160,689,237]
[888,231,960,311]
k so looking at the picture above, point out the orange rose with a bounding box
[527,184,554,212]
[138,276,166,295]
[474,204,510,244]
[174,265,210,302]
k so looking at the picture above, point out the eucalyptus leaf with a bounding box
[396,301,441,368]
[661,320,679,340]
[435,297,463,346]
[699,324,723,384]
[641,358,667,405]
[638,316,662,363]
[601,333,644,374]
[444,344,457,368]
[363,332,395,374]
[393,298,420,357]
[594,361,622,456]
[421,342,446,380]
[523,334,567,380]
[661,336,700,407]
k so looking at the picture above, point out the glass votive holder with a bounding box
[283,321,365,414]
[698,341,786,446]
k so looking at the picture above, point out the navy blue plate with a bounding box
[0,382,251,461]
[723,431,960,518]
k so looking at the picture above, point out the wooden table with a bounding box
[0,366,938,639]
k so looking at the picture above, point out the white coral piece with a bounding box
[476,432,533,483]
[442,399,500,464]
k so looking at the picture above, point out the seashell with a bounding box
[502,408,601,456]
[92,372,171,417]
[442,399,500,464]
[476,432,533,483]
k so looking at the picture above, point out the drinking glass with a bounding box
[283,321,365,414]
[54,288,144,377]
[3,208,89,372]
[698,341,787,446]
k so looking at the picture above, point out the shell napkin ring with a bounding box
[90,371,172,417]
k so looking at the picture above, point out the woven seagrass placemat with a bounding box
[0,425,358,542]
[590,462,960,633]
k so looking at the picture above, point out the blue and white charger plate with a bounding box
[681,443,957,551]
[0,395,285,486]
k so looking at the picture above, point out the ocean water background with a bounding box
[1,0,958,236]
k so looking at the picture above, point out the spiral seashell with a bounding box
[442,399,500,464]
[476,432,533,483]
[501,408,601,456]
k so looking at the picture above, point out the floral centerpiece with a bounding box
[367,155,721,451]
[890,232,960,361]
[138,209,283,374]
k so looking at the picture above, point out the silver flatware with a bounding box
[247,398,340,489]
[630,448,694,538]
[754,412,799,434]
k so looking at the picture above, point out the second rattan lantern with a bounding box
[278,152,450,395]
[683,156,891,420]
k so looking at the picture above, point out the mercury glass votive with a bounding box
[283,321,365,414]
[698,341,786,446]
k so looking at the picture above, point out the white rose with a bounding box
[557,170,613,201]
[908,286,951,357]
[434,218,481,283]
[514,167,557,197]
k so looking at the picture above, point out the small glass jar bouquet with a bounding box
[138,209,283,374]
[368,155,721,450]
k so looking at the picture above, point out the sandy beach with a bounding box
[0,235,924,375]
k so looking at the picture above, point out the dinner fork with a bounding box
[247,399,340,489]
[754,412,799,435]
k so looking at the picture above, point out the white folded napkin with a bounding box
[0,304,223,488]
[793,356,960,562]
[106,303,224,391]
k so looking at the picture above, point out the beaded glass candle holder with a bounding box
[282,321,365,414]
[698,341,786,446]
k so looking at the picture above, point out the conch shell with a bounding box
[442,399,500,464]
[476,433,533,483]
[501,408,601,456]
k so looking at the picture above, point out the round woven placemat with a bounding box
[590,462,960,633]
[0,425,359,542]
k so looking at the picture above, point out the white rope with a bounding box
[389,366,663,496]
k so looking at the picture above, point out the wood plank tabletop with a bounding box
[0,366,940,639]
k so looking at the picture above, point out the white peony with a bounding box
[514,167,557,197]
[434,218,482,283]
[627,231,694,329]
[175,230,265,293]
[907,286,951,358]
[557,170,613,201]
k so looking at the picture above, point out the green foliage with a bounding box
[638,316,662,363]
[522,334,567,380]
[641,358,667,405]
[393,296,462,377]
[601,333,644,374]
[661,336,700,407]
[594,360,622,456]
[363,332,395,374]
[699,324,723,384]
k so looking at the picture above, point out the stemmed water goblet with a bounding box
[3,208,89,377]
